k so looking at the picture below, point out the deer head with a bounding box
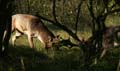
[45,35,60,49]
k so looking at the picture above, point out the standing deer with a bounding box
[82,25,120,59]
[100,26,120,58]
[12,14,59,49]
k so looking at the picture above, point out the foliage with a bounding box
[1,0,120,71]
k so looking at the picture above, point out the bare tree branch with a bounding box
[75,0,83,35]
[52,0,58,22]
[87,0,96,34]
[51,0,82,43]
[36,15,82,44]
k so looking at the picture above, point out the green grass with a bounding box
[0,31,118,71]
[0,45,82,71]
[0,43,119,71]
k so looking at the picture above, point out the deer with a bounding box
[12,14,59,50]
[82,25,120,59]
[100,25,120,58]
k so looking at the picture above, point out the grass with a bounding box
[0,43,118,71]
[0,45,82,71]
[0,30,118,71]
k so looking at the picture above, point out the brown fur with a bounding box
[12,14,59,49]
[100,26,120,58]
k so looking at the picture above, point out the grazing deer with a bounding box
[100,26,120,58]
[82,25,120,59]
[12,14,59,49]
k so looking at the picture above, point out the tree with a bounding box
[0,0,14,56]
[12,0,120,70]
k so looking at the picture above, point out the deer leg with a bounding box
[38,36,46,48]
[100,48,107,58]
[12,34,16,46]
[12,31,22,46]
[28,35,34,48]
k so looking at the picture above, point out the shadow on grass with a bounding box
[0,45,81,71]
[0,44,119,71]
[0,45,51,71]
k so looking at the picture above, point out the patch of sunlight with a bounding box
[10,35,45,51]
